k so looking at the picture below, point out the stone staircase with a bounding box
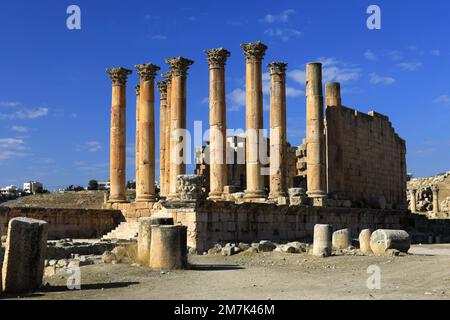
[102,220,139,241]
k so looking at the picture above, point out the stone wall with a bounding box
[0,207,124,239]
[163,200,444,252]
[326,106,407,207]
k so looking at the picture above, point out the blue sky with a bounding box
[0,0,449,190]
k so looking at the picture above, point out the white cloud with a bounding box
[0,107,49,120]
[386,50,404,61]
[364,49,378,61]
[262,9,296,23]
[11,125,28,133]
[85,141,102,152]
[430,49,441,56]
[286,87,304,97]
[227,88,246,112]
[317,57,361,83]
[287,69,306,84]
[369,73,396,85]
[264,28,302,42]
[151,35,167,40]
[0,101,20,108]
[434,95,450,106]
[397,61,422,71]
[0,137,26,160]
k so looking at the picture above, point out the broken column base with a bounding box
[149,225,187,270]
[137,217,174,265]
[312,224,332,257]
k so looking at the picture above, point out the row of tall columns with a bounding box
[106,46,328,206]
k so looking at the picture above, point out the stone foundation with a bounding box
[0,207,124,239]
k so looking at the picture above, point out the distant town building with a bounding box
[0,185,20,197]
[23,181,43,194]
[98,181,110,190]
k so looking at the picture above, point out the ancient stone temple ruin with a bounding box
[103,41,412,251]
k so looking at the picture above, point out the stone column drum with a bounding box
[359,229,372,254]
[306,63,327,205]
[166,57,194,198]
[332,228,350,250]
[137,216,174,264]
[408,189,417,213]
[431,186,440,215]
[325,82,344,194]
[268,62,288,199]
[205,48,231,200]
[370,229,410,255]
[135,63,161,202]
[149,225,188,270]
[240,41,268,200]
[158,80,168,197]
[2,217,48,293]
[135,85,141,188]
[107,67,132,203]
[312,224,332,257]
[162,72,172,197]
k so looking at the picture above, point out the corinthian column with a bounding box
[432,186,440,215]
[135,85,140,189]
[268,62,288,199]
[306,62,327,206]
[135,63,161,202]
[408,189,417,213]
[162,72,172,197]
[106,67,132,203]
[240,41,268,200]
[165,57,194,198]
[205,48,231,200]
[157,80,168,197]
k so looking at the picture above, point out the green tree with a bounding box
[87,179,99,191]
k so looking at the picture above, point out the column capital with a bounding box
[106,67,132,86]
[161,71,172,84]
[240,41,268,62]
[205,48,231,68]
[135,63,161,82]
[268,62,288,75]
[165,57,194,77]
[158,80,168,99]
[135,85,140,96]
[431,185,439,192]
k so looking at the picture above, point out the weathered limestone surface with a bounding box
[432,186,440,215]
[370,229,411,255]
[312,224,332,256]
[166,57,194,198]
[107,67,132,203]
[268,62,288,199]
[0,206,123,239]
[325,82,344,195]
[162,72,173,198]
[359,229,372,254]
[158,80,168,197]
[135,85,141,188]
[137,217,174,264]
[206,48,230,200]
[241,41,268,200]
[135,63,160,202]
[176,175,206,201]
[332,228,350,250]
[149,225,188,270]
[305,63,327,204]
[408,189,417,213]
[2,217,48,293]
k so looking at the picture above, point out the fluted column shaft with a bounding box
[135,63,160,202]
[166,57,194,198]
[432,186,440,215]
[409,189,417,213]
[107,67,132,203]
[241,41,267,199]
[163,74,172,197]
[158,81,168,197]
[135,85,140,189]
[206,48,230,200]
[306,63,327,205]
[268,62,288,198]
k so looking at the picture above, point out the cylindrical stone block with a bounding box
[332,228,350,250]
[2,217,48,293]
[149,225,188,270]
[370,229,411,255]
[359,229,372,254]
[137,217,174,264]
[408,189,417,213]
[158,81,168,197]
[312,224,332,257]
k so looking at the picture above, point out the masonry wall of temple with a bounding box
[326,106,407,208]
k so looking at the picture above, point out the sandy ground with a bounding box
[3,244,450,300]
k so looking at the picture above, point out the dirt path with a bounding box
[5,245,450,300]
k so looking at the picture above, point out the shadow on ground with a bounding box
[189,264,244,271]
